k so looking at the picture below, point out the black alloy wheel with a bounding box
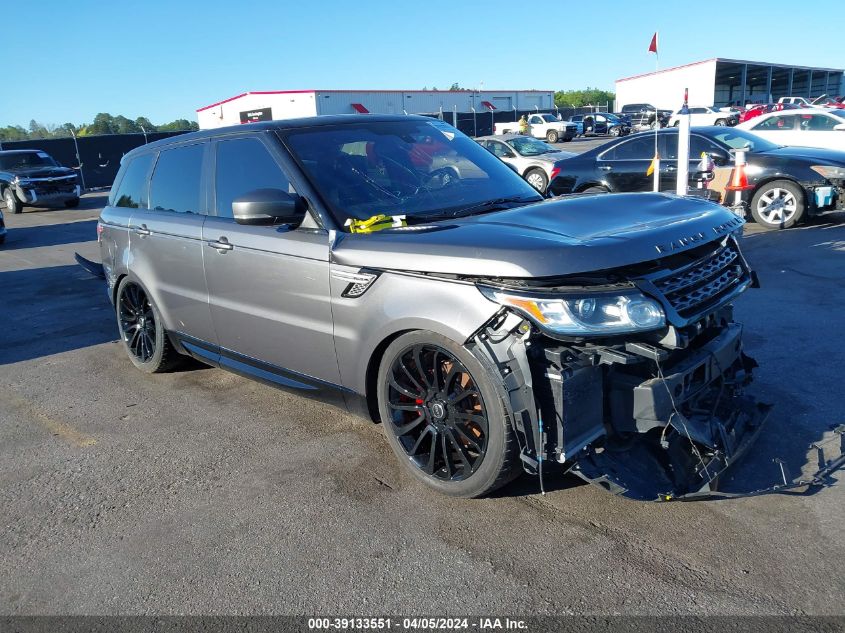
[115,278,179,373]
[119,282,157,363]
[385,343,489,482]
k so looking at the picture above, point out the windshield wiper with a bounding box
[412,195,540,222]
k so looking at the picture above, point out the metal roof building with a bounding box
[615,58,844,110]
[196,89,555,129]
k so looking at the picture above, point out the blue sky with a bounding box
[2,0,843,127]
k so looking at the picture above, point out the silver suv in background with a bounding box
[97,115,768,501]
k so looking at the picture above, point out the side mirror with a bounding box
[709,150,729,166]
[232,188,306,226]
[834,123,845,131]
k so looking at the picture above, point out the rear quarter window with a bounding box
[149,143,205,214]
[111,153,154,208]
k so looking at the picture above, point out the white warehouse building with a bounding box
[615,58,844,111]
[196,89,555,129]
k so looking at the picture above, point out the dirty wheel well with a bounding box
[365,329,415,423]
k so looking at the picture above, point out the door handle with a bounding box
[598,165,612,171]
[133,224,150,236]
[207,237,233,252]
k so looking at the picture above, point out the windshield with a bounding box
[0,151,59,170]
[283,119,541,227]
[708,128,781,152]
[509,136,558,156]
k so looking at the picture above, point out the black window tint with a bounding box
[658,134,678,160]
[215,137,292,218]
[112,153,154,208]
[603,136,653,160]
[690,135,722,157]
[149,143,205,214]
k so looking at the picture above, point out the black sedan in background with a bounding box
[549,127,845,229]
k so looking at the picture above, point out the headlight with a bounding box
[479,287,665,336]
[810,165,845,180]
[12,176,32,186]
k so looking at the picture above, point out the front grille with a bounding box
[648,240,750,320]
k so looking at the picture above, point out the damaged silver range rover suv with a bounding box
[97,115,768,501]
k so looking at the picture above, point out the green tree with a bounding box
[157,119,198,132]
[135,116,155,131]
[112,115,141,134]
[0,125,29,142]
[554,88,615,108]
[87,113,116,135]
[28,119,50,139]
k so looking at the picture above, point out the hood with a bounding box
[332,193,743,278]
[761,146,845,165]
[9,166,76,179]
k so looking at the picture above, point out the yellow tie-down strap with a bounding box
[345,214,407,234]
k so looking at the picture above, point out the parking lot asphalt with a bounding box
[1,192,844,616]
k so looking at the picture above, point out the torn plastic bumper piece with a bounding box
[668,424,845,501]
[74,252,105,279]
[571,399,772,501]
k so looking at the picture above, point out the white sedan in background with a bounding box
[668,106,738,127]
[736,108,845,150]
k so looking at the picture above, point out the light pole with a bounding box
[70,129,87,192]
[139,125,148,144]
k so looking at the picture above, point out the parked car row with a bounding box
[545,127,845,230]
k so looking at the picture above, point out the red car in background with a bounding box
[739,102,802,123]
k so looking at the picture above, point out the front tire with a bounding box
[546,130,559,143]
[750,180,805,229]
[115,278,180,373]
[64,197,80,208]
[4,188,22,214]
[376,331,518,498]
[524,168,549,193]
[715,118,727,126]
[609,126,621,137]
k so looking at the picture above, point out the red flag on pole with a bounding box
[648,32,658,54]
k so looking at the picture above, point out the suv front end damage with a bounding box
[471,234,778,501]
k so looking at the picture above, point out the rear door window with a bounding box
[601,136,654,160]
[112,153,154,208]
[753,115,797,131]
[149,143,205,214]
[214,137,294,219]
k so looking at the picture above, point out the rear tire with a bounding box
[376,331,519,498]
[4,188,22,214]
[524,168,549,193]
[115,278,181,373]
[750,180,805,230]
[546,130,559,143]
[64,197,80,208]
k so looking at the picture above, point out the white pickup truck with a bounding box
[777,97,813,106]
[493,113,577,143]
